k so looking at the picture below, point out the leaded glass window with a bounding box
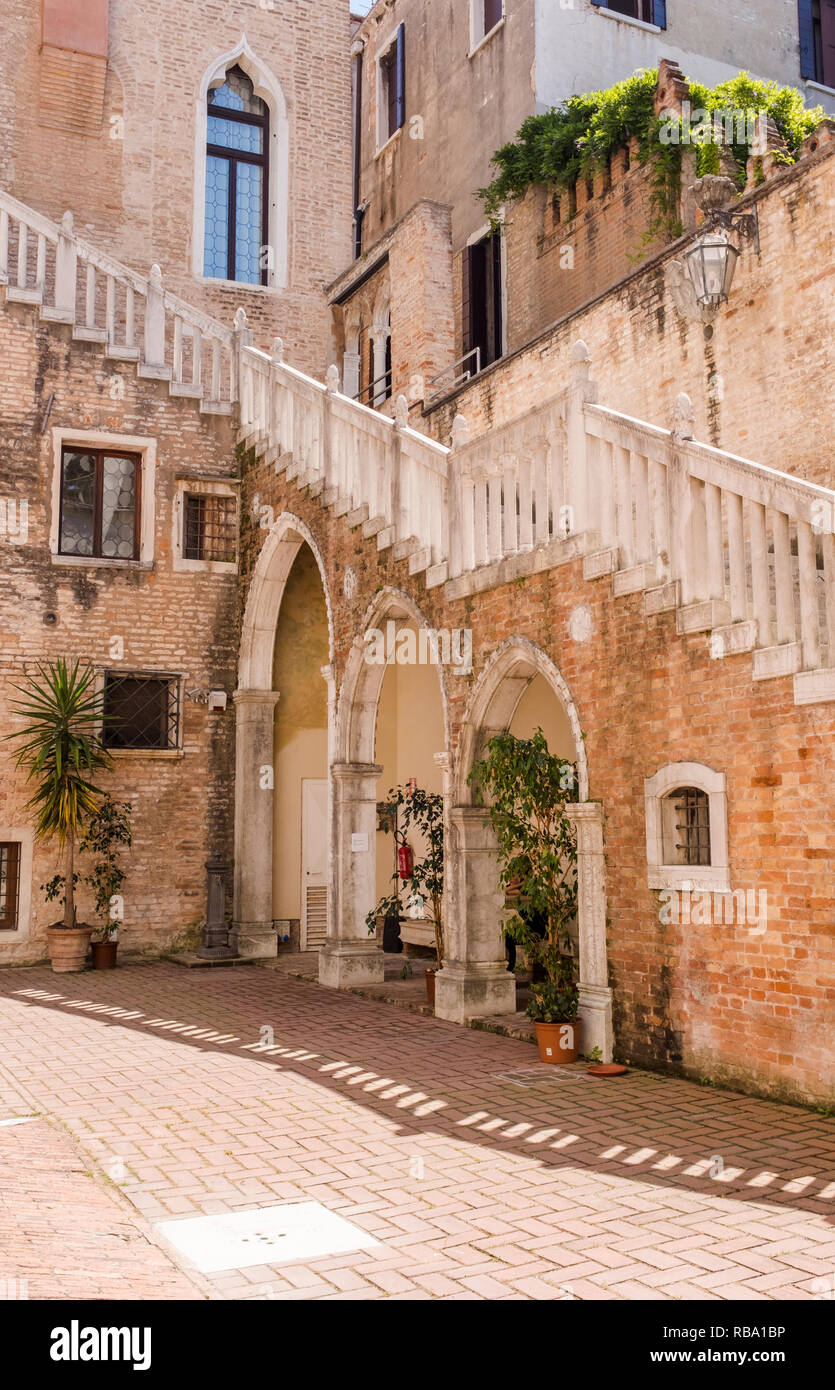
[58,448,140,560]
[204,65,269,286]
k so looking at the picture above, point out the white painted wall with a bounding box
[534,0,835,114]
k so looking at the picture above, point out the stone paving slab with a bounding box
[0,962,833,1301]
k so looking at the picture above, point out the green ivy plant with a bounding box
[469,728,579,1022]
[366,784,445,969]
[479,68,824,241]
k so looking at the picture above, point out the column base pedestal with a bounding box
[578,983,614,1062]
[233,921,278,959]
[319,940,385,988]
[434,960,517,1024]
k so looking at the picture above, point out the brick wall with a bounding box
[504,144,668,355]
[0,304,238,963]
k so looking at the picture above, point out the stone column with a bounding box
[319,761,385,988]
[342,351,360,401]
[232,688,280,958]
[565,801,613,1061]
[371,324,390,406]
[434,806,516,1024]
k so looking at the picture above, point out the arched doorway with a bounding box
[322,588,450,988]
[443,639,612,1060]
[234,514,334,957]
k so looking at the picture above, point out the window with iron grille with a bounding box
[663,787,711,866]
[0,842,21,931]
[183,493,237,563]
[59,447,140,560]
[103,673,180,751]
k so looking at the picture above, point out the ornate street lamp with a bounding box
[667,175,759,325]
[684,231,740,310]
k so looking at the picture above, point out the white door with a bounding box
[301,779,328,950]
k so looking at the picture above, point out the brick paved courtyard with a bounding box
[0,961,833,1302]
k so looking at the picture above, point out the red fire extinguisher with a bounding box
[397,844,413,881]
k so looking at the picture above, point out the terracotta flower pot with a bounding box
[534,1018,582,1065]
[91,940,118,970]
[425,968,436,1006]
[47,924,93,973]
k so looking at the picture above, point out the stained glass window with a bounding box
[204,65,268,285]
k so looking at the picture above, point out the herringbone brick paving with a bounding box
[0,962,833,1301]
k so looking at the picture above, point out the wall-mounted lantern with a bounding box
[667,175,759,324]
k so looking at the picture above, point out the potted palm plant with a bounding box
[8,659,110,972]
[470,728,581,1064]
[80,795,132,969]
[367,784,444,1004]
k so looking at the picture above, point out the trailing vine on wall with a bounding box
[478,69,825,241]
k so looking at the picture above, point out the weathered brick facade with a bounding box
[0,303,238,962]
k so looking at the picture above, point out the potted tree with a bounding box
[470,728,581,1064]
[367,783,444,1004]
[80,795,132,969]
[8,659,110,972]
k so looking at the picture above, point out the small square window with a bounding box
[0,842,21,931]
[183,493,237,563]
[59,447,140,560]
[103,673,180,751]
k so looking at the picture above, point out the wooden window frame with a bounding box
[0,842,21,932]
[206,68,270,287]
[58,446,141,561]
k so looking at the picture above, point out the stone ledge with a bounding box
[793,667,835,705]
[583,548,618,581]
[753,642,802,681]
[676,599,731,634]
[613,561,657,597]
[644,580,680,615]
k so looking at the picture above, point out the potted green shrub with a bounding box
[470,728,581,1064]
[80,795,132,969]
[367,784,444,1004]
[8,659,110,972]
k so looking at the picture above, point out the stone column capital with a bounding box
[331,761,382,782]
[233,688,281,708]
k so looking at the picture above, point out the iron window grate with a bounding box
[183,493,237,563]
[103,673,180,751]
[0,842,21,930]
[671,787,711,866]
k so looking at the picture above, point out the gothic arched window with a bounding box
[204,65,269,286]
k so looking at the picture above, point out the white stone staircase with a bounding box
[2,187,834,706]
[0,189,237,415]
